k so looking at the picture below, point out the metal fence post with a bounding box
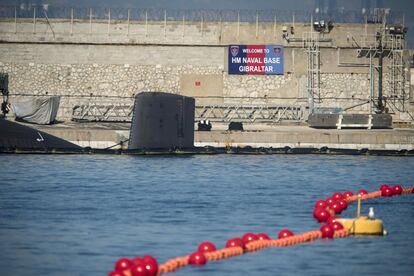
[89,8,92,34]
[108,8,111,35]
[273,14,277,39]
[219,12,222,42]
[127,9,130,36]
[182,14,185,38]
[145,10,148,37]
[237,10,240,39]
[201,14,204,37]
[14,6,17,33]
[70,8,73,35]
[256,10,258,39]
[403,13,405,29]
[164,9,167,39]
[364,14,368,38]
[33,6,36,34]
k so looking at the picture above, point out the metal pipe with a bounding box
[344,100,370,111]
[357,195,361,218]
[378,53,384,112]
[370,52,374,114]
[317,45,321,101]
[337,48,369,67]
[377,32,384,113]
[307,46,314,113]
[43,9,55,39]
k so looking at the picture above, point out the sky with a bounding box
[2,0,413,47]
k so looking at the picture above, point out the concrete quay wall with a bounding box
[195,129,414,151]
[33,123,414,151]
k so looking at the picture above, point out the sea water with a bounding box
[0,154,413,276]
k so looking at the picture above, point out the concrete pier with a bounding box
[196,127,414,151]
[26,121,414,151]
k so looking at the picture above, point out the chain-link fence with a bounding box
[0,5,405,24]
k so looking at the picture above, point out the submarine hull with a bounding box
[0,119,83,152]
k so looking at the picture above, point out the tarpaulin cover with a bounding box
[12,96,60,124]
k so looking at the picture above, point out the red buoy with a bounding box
[331,221,344,231]
[189,251,207,265]
[326,216,338,225]
[380,184,390,191]
[328,201,343,214]
[332,192,343,200]
[242,232,258,244]
[381,187,393,197]
[142,256,158,276]
[132,257,143,266]
[343,191,354,198]
[225,238,244,249]
[257,233,270,240]
[314,200,327,209]
[338,199,348,211]
[357,189,368,196]
[325,197,335,205]
[313,208,331,223]
[130,263,148,276]
[198,241,216,253]
[278,229,294,239]
[320,224,334,239]
[114,258,132,272]
[392,185,402,195]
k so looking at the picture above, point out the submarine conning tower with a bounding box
[128,92,195,150]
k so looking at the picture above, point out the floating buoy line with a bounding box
[108,185,414,276]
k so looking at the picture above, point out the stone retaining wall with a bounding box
[0,61,394,119]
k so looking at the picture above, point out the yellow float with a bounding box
[338,195,386,235]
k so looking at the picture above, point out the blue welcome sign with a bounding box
[228,45,284,75]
